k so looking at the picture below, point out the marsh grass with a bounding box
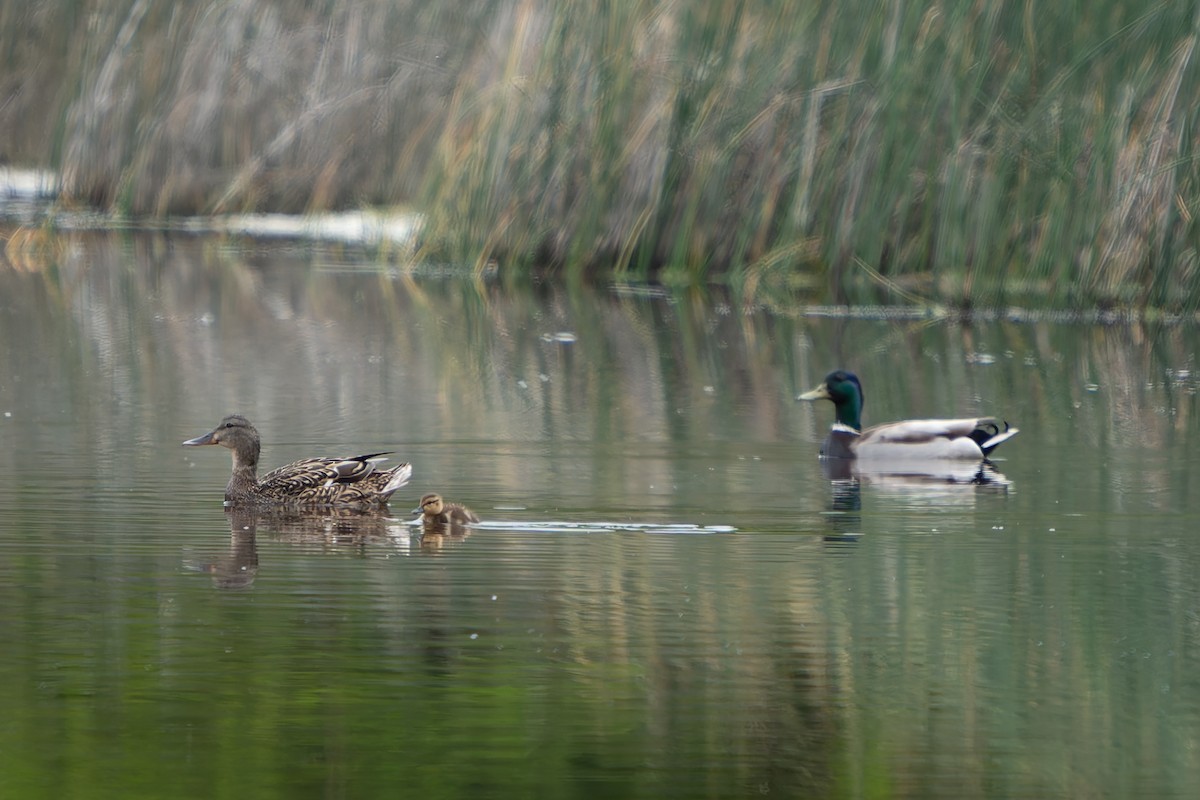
[4,1,1200,309]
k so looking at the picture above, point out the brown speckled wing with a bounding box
[257,457,345,496]
[290,482,378,507]
[448,503,481,524]
[256,458,409,508]
[431,503,480,524]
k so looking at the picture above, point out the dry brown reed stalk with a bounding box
[1086,35,1194,303]
[6,1,1200,309]
[56,1,485,215]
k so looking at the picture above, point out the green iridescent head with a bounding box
[799,370,864,430]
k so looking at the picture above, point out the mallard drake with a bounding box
[413,493,480,526]
[798,370,1018,460]
[182,415,412,508]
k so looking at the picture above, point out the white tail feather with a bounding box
[980,426,1019,455]
[382,463,413,496]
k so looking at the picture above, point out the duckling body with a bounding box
[413,493,480,526]
[183,415,412,509]
[799,371,1017,460]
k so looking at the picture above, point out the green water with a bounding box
[1,232,1198,798]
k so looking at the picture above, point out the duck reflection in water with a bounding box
[817,461,1011,544]
[822,478,863,545]
[185,506,415,589]
[261,506,397,550]
[183,508,260,590]
[819,456,1011,489]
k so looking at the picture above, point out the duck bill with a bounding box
[182,429,218,446]
[798,383,831,401]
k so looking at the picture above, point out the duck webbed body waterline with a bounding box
[799,371,1018,461]
[413,493,480,527]
[183,415,412,509]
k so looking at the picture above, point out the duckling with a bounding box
[413,493,480,526]
[799,370,1018,460]
[183,415,411,509]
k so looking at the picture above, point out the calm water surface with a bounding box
[2,232,1199,798]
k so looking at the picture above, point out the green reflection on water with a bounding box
[1,232,1199,798]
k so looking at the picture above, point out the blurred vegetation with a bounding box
[4,2,1200,308]
[5,229,1200,797]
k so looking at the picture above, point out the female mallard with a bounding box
[799,370,1018,460]
[413,493,480,526]
[182,415,412,509]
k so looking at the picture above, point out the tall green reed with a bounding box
[420,1,1200,309]
[5,1,1200,310]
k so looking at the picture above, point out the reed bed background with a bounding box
[4,1,1200,309]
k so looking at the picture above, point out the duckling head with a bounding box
[414,493,445,516]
